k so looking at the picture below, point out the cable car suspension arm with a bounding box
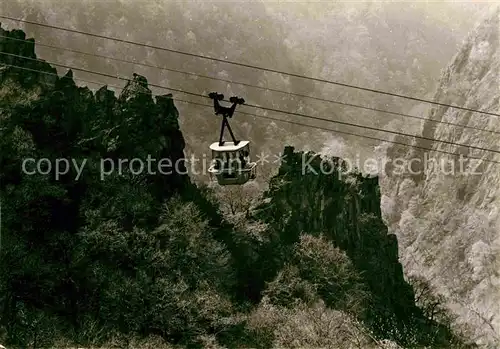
[209,92,245,146]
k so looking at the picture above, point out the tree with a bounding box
[76,196,236,345]
[261,233,368,320]
[247,297,379,348]
[409,275,450,324]
[292,234,369,316]
[212,181,261,218]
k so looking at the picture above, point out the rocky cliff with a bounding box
[252,146,461,347]
[380,6,500,347]
[0,24,198,346]
[0,23,190,209]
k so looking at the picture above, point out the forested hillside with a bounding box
[0,25,475,348]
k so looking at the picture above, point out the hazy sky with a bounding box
[0,0,496,180]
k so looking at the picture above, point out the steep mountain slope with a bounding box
[380,6,500,347]
[250,146,465,347]
[0,21,482,349]
[0,25,237,347]
[1,23,403,349]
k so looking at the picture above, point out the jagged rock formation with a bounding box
[0,23,189,201]
[252,146,458,347]
[0,25,200,346]
[380,6,500,347]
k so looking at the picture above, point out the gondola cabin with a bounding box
[208,141,257,185]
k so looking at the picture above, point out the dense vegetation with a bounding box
[0,26,474,348]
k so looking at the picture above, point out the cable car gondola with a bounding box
[207,92,257,185]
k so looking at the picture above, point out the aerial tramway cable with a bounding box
[2,51,500,157]
[1,34,499,135]
[1,14,499,118]
[3,62,500,167]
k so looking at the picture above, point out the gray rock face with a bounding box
[380,6,500,347]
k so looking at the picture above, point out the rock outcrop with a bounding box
[0,24,193,346]
[380,6,500,347]
[253,146,458,347]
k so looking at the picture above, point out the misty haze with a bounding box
[0,1,499,348]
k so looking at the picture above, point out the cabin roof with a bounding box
[210,141,249,152]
